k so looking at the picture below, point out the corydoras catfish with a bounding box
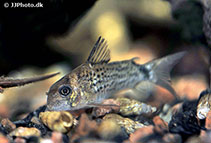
[46,37,185,111]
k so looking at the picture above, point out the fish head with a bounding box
[46,69,87,111]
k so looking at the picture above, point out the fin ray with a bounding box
[87,36,110,64]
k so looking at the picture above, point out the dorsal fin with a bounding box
[87,36,110,64]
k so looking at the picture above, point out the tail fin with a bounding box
[143,51,186,98]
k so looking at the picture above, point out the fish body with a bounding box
[47,37,185,111]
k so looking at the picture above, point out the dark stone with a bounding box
[13,105,49,136]
[169,100,204,141]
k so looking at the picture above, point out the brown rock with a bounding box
[14,137,26,143]
[129,125,154,143]
[92,99,120,117]
[93,97,157,117]
[162,133,181,143]
[185,136,201,143]
[70,113,98,142]
[200,130,211,143]
[1,118,16,132]
[199,130,207,140]
[70,108,86,118]
[77,113,98,135]
[51,132,63,143]
[153,116,168,134]
[0,133,9,143]
[205,111,211,129]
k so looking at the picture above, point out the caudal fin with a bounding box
[144,51,186,98]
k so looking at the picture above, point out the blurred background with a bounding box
[0,0,210,120]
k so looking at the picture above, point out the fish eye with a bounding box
[59,85,72,97]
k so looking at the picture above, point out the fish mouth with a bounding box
[46,105,72,111]
[46,100,71,111]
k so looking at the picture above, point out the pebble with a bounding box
[153,116,168,134]
[39,111,77,133]
[103,113,145,134]
[9,127,41,138]
[205,111,211,129]
[1,118,16,132]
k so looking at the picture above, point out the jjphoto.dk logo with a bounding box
[4,2,43,8]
